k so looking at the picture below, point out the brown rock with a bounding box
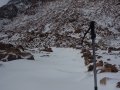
[100,77,106,85]
[99,68,111,73]
[0,43,14,50]
[96,60,103,67]
[89,59,93,63]
[74,29,81,33]
[18,52,32,57]
[6,48,21,54]
[116,82,120,88]
[104,63,118,72]
[80,48,86,53]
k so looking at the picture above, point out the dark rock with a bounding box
[88,65,93,71]
[27,55,34,60]
[0,4,18,19]
[116,82,120,88]
[17,45,24,51]
[43,48,53,52]
[0,54,8,60]
[0,43,14,50]
[7,54,22,61]
[74,29,81,33]
[0,53,22,62]
[81,48,86,53]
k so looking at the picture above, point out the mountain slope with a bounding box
[0,0,120,49]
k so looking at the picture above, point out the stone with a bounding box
[0,4,18,19]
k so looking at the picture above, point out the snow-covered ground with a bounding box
[0,47,120,90]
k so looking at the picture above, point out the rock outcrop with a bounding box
[0,4,18,19]
[0,43,34,61]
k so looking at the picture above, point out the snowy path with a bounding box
[0,47,120,90]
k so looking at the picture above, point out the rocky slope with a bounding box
[0,0,120,50]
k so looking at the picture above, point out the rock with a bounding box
[96,60,103,67]
[82,51,91,58]
[0,43,14,50]
[107,58,111,61]
[87,65,93,71]
[104,63,118,72]
[108,48,112,53]
[117,47,120,50]
[116,82,120,88]
[18,52,34,60]
[27,55,34,60]
[97,55,102,59]
[5,48,21,54]
[0,4,18,19]
[0,49,34,61]
[7,54,22,61]
[99,68,111,73]
[43,48,53,52]
[74,29,81,33]
[0,54,22,62]
[89,59,94,63]
[81,48,86,53]
[69,18,77,22]
[0,54,8,60]
[100,77,106,85]
[17,45,24,51]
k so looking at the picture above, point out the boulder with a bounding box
[104,63,118,72]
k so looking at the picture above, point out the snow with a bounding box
[0,0,120,90]
[0,0,9,7]
[0,47,120,90]
[44,23,51,33]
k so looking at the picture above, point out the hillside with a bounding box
[0,0,120,90]
[0,0,120,49]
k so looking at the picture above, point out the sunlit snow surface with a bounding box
[0,47,120,90]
